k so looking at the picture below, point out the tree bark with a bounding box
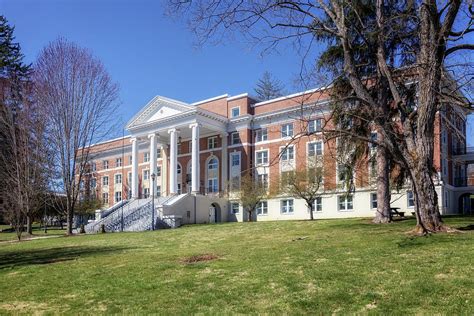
[373,146,391,223]
[26,215,33,235]
[309,203,314,221]
[66,205,74,235]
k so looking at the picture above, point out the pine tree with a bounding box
[254,71,285,101]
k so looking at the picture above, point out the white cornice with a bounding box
[192,94,229,106]
[227,93,248,101]
[253,86,331,107]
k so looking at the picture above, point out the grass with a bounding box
[0,216,473,314]
[0,225,66,242]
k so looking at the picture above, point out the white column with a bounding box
[221,133,228,192]
[148,133,157,198]
[131,137,139,198]
[162,145,168,196]
[190,123,201,194]
[168,128,178,194]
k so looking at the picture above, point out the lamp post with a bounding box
[151,173,156,231]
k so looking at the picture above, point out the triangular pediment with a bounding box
[126,96,195,129]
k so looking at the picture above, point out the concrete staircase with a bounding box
[84,194,185,233]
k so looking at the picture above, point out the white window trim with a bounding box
[230,132,240,145]
[257,201,268,216]
[255,128,268,143]
[306,140,324,158]
[143,169,150,181]
[338,195,354,212]
[255,149,269,166]
[280,145,295,162]
[370,192,377,209]
[309,118,323,134]
[231,106,240,118]
[281,123,294,139]
[280,199,294,214]
[407,190,415,208]
[114,173,122,185]
[208,136,218,149]
[102,176,109,186]
[230,202,240,214]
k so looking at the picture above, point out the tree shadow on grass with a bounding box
[0,246,130,270]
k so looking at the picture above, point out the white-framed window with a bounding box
[208,136,218,149]
[257,201,268,215]
[156,148,161,159]
[114,191,122,203]
[144,152,150,163]
[281,123,294,138]
[281,146,294,161]
[313,197,322,212]
[231,107,240,118]
[231,132,240,145]
[91,178,97,188]
[116,158,122,167]
[177,143,182,154]
[337,163,352,183]
[281,199,294,214]
[207,178,218,193]
[338,195,353,211]
[127,172,132,184]
[103,160,109,170]
[157,166,161,177]
[114,174,122,184]
[177,164,182,175]
[308,141,323,157]
[255,128,268,142]
[231,153,240,166]
[129,155,133,165]
[257,173,269,189]
[143,170,150,181]
[102,192,109,204]
[102,176,109,186]
[91,162,96,172]
[177,183,182,194]
[407,190,415,208]
[370,193,377,209]
[208,158,218,171]
[308,118,322,133]
[143,188,150,198]
[231,202,240,214]
[256,150,269,165]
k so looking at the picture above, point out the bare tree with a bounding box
[168,0,473,234]
[34,38,119,235]
[236,172,270,222]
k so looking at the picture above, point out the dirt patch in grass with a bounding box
[181,253,219,264]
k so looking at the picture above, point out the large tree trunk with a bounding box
[309,203,314,221]
[26,215,33,235]
[373,146,391,223]
[66,206,74,235]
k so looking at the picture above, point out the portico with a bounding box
[126,96,228,198]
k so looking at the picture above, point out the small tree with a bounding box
[236,172,269,222]
[254,71,285,101]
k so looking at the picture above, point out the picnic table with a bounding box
[390,207,405,218]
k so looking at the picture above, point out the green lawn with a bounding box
[0,225,66,242]
[0,217,473,314]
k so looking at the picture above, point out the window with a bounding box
[308,142,323,157]
[129,155,133,165]
[102,176,109,186]
[114,191,122,203]
[116,158,122,167]
[91,162,96,172]
[177,164,182,175]
[127,172,132,184]
[313,197,322,212]
[257,201,268,215]
[127,189,132,199]
[208,178,218,193]
[156,148,161,159]
[103,160,109,170]
[144,152,150,162]
[114,174,122,184]
[371,193,377,209]
[231,107,240,118]
[309,118,322,133]
[102,192,109,204]
[156,185,161,197]
[231,153,240,166]
[178,143,182,154]
[338,163,352,183]
[281,123,294,138]
[281,199,294,214]
[208,136,218,149]
[231,132,240,145]
[255,128,268,142]
[257,173,269,189]
[407,190,415,208]
[370,132,378,149]
[143,188,150,198]
[338,195,353,211]
[281,146,294,161]
[231,202,240,214]
[177,183,182,194]
[157,166,161,177]
[91,178,97,188]
[256,150,269,165]
[144,170,150,181]
[280,171,294,187]
[208,158,218,171]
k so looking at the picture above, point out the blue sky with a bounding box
[2,0,473,144]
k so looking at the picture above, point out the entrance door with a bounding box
[209,206,216,223]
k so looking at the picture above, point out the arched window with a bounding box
[208,158,218,171]
[177,164,182,174]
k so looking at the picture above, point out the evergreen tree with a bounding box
[254,71,285,101]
